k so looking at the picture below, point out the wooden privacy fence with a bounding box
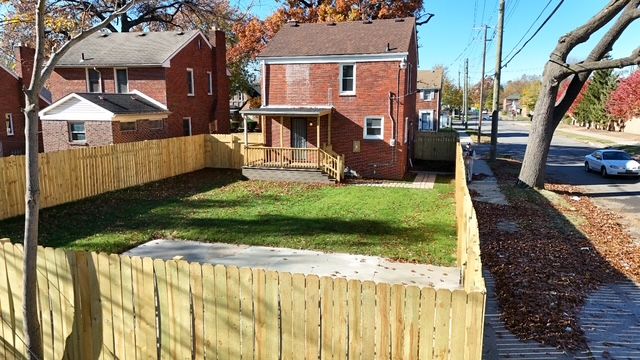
[0,243,485,359]
[0,135,206,221]
[205,133,264,169]
[413,132,459,162]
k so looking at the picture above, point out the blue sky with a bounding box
[235,0,640,83]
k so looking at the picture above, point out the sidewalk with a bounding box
[556,124,640,146]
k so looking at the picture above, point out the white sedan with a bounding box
[585,149,640,177]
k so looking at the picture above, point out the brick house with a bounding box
[503,94,522,116]
[0,47,50,157]
[242,18,418,180]
[38,29,230,152]
[416,68,443,132]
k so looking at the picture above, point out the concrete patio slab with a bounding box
[352,171,436,190]
[125,239,461,289]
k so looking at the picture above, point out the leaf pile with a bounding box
[473,159,626,350]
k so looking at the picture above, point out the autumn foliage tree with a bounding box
[607,69,640,123]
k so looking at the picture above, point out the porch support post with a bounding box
[328,111,332,146]
[243,115,249,148]
[260,115,265,145]
[317,115,321,168]
[279,116,284,147]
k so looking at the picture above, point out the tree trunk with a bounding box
[518,65,563,188]
[22,92,43,359]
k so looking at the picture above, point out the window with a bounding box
[149,119,164,130]
[183,117,192,136]
[69,122,86,142]
[422,90,434,101]
[207,71,213,95]
[340,64,355,95]
[364,116,383,140]
[87,69,101,93]
[187,68,195,96]
[5,113,14,136]
[115,69,128,93]
[119,121,136,132]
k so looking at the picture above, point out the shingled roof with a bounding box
[258,17,416,58]
[75,93,167,114]
[417,69,444,90]
[57,30,209,67]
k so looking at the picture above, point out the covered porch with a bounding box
[240,106,344,182]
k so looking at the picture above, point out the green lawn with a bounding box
[0,170,457,266]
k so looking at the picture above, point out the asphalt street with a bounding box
[468,118,640,242]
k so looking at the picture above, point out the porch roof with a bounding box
[241,106,333,117]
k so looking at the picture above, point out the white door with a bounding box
[419,111,434,132]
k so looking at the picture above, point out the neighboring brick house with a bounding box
[0,47,50,157]
[38,29,230,152]
[503,94,522,116]
[416,68,444,132]
[242,18,418,180]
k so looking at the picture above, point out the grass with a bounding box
[556,129,617,146]
[0,169,457,266]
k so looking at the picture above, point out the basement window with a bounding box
[5,113,14,136]
[69,122,86,142]
[340,64,356,95]
[364,116,384,140]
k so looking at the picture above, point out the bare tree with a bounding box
[518,0,640,188]
[21,1,135,358]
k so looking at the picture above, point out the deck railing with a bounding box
[244,146,344,181]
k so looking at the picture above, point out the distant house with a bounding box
[230,84,260,131]
[416,69,444,132]
[503,94,522,115]
[0,47,50,157]
[38,30,230,152]
[242,18,417,180]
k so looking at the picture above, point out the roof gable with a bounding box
[57,30,211,68]
[259,18,415,58]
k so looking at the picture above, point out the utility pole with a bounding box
[490,0,505,161]
[477,24,489,143]
[463,58,469,129]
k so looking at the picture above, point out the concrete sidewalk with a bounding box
[125,239,461,289]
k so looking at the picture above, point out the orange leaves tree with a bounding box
[607,69,640,122]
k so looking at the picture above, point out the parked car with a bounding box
[584,149,640,177]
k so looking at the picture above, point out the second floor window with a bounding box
[5,113,14,136]
[187,68,195,96]
[207,71,213,95]
[115,69,128,93]
[422,90,434,101]
[87,69,101,93]
[340,64,355,95]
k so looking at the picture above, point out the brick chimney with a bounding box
[14,46,36,87]
[211,29,230,133]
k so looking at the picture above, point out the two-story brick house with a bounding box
[242,18,417,180]
[0,47,50,156]
[416,69,443,132]
[38,29,230,152]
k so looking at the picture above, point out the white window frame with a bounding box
[86,68,102,93]
[363,116,384,140]
[68,121,86,142]
[207,71,213,95]
[114,68,129,94]
[119,121,137,132]
[419,110,435,132]
[422,90,434,101]
[148,119,164,130]
[339,64,356,95]
[5,113,14,136]
[187,68,195,96]
[183,117,192,136]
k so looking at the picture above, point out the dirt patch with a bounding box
[473,159,631,351]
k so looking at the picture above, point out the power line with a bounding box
[502,0,555,61]
[502,0,565,69]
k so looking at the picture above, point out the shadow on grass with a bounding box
[476,158,639,355]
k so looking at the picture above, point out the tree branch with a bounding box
[559,48,640,74]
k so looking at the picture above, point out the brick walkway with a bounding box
[353,171,436,189]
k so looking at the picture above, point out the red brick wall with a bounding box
[264,54,416,179]
[42,120,113,152]
[112,120,170,143]
[0,67,46,156]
